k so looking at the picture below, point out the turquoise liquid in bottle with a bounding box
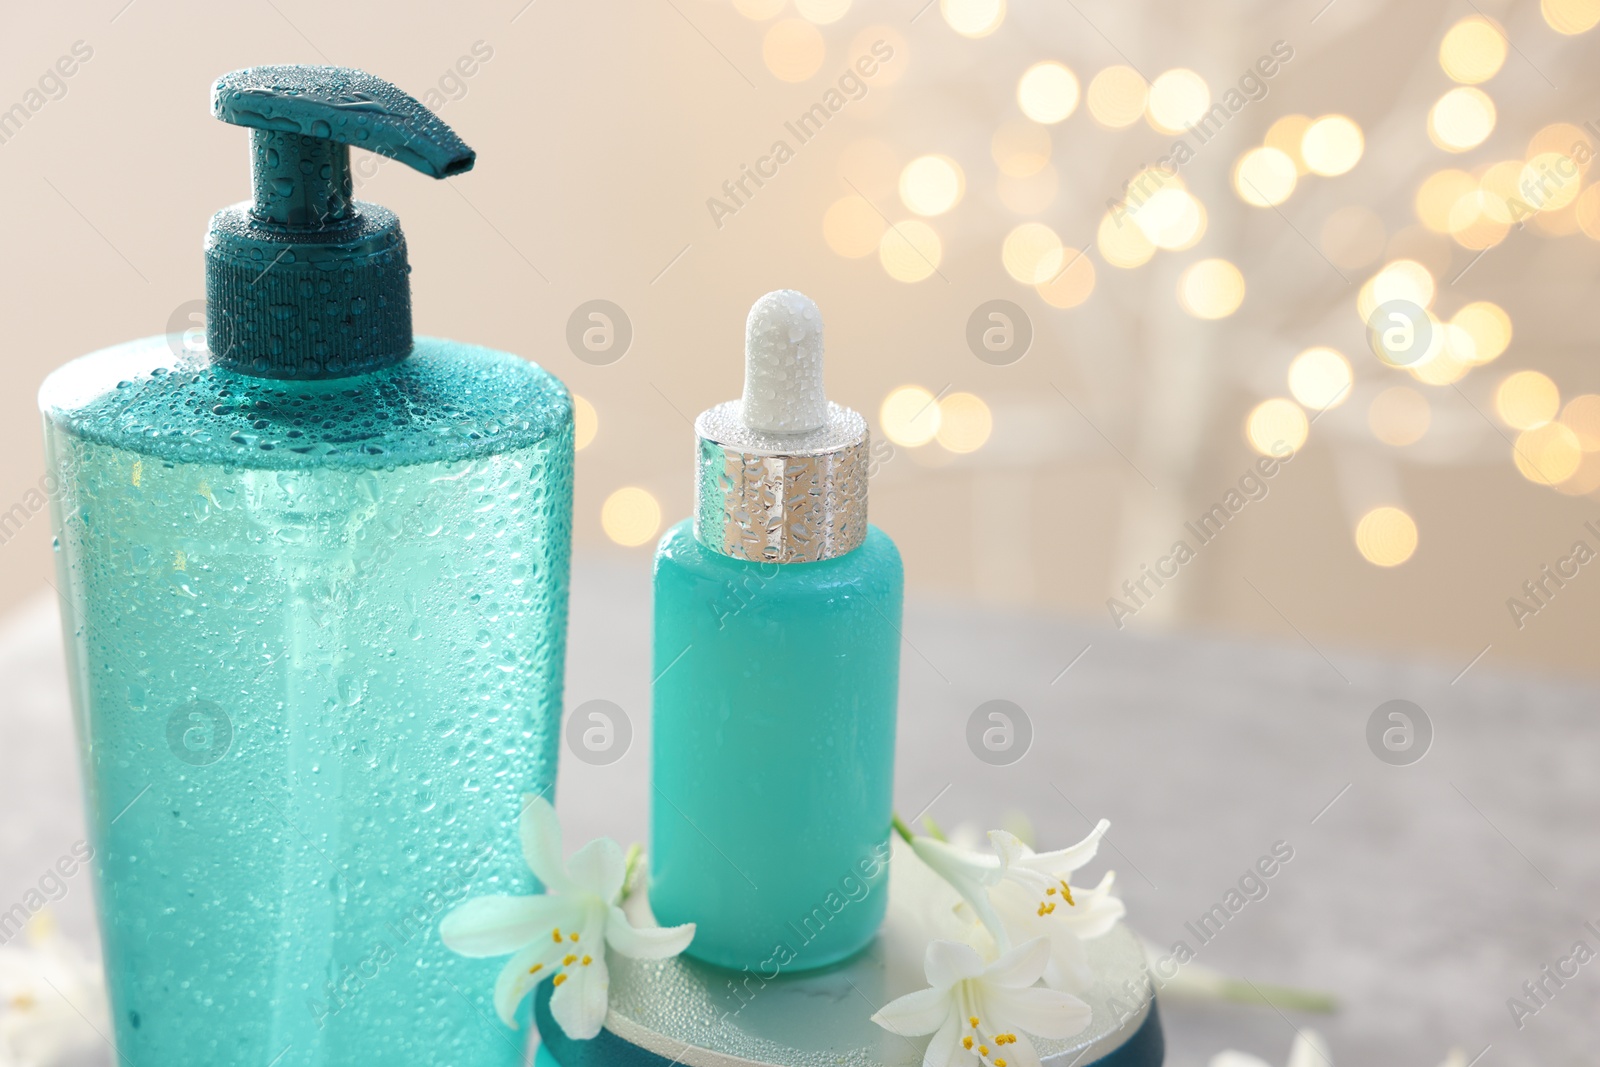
[39,67,573,1066]
[42,337,571,1066]
[649,291,903,972]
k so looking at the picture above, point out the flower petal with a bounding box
[605,906,695,960]
[1287,1030,1333,1067]
[520,795,574,893]
[921,1010,965,1067]
[924,939,986,988]
[983,984,1092,1040]
[440,894,576,958]
[1011,819,1109,877]
[566,837,627,904]
[984,936,1052,988]
[1210,1054,1275,1067]
[493,942,565,1028]
[871,984,952,1037]
[548,953,611,1042]
[911,837,1007,943]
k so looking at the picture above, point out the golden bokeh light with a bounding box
[1369,386,1432,446]
[1147,69,1210,135]
[1542,0,1600,34]
[1301,115,1364,176]
[899,155,966,216]
[879,220,943,283]
[1288,347,1353,409]
[1555,453,1600,495]
[997,164,1059,214]
[1428,87,1496,152]
[1409,320,1473,386]
[1036,249,1095,308]
[1415,169,1478,232]
[936,393,994,453]
[942,0,1006,38]
[1356,259,1436,321]
[1002,222,1064,284]
[823,195,887,258]
[1447,189,1512,249]
[1520,152,1583,211]
[734,0,786,18]
[881,385,942,446]
[1179,258,1246,319]
[763,18,826,82]
[573,393,598,451]
[1496,370,1560,430]
[794,0,851,24]
[1233,147,1298,206]
[1356,507,1418,567]
[1266,114,1313,174]
[1321,205,1387,269]
[1439,16,1508,84]
[1246,398,1309,456]
[601,487,661,547]
[1450,301,1511,365]
[1017,61,1080,124]
[1514,423,1583,486]
[1561,395,1600,451]
[1529,123,1592,175]
[991,120,1052,177]
[1131,187,1206,250]
[1097,209,1157,269]
[1087,66,1148,128]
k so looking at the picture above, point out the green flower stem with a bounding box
[1219,978,1339,1014]
[890,813,915,844]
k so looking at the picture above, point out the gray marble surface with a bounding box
[3,560,1595,1067]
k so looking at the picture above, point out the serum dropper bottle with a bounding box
[649,290,903,972]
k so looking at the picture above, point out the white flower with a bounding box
[1210,1030,1332,1067]
[0,911,109,1067]
[872,937,1091,1067]
[905,820,1124,993]
[439,796,695,1041]
[987,820,1125,992]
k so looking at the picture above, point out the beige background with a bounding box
[2,0,1598,677]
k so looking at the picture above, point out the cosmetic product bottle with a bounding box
[649,290,902,973]
[39,67,572,1065]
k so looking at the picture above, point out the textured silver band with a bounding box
[693,401,869,563]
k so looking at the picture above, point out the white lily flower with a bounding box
[987,821,1126,992]
[1210,1030,1332,1067]
[907,834,1005,943]
[0,911,109,1067]
[872,937,1091,1067]
[439,795,695,1041]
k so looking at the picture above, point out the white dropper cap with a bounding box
[741,289,827,433]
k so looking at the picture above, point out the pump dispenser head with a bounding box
[695,290,869,563]
[204,66,475,380]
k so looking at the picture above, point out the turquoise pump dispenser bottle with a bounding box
[649,291,903,973]
[39,67,572,1065]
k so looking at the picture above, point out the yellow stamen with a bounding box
[962,1036,973,1049]
[562,954,578,966]
[969,1016,979,1027]
[1046,887,1056,895]
[570,932,580,942]
[552,928,563,943]
[552,974,567,987]
[581,955,593,966]
[978,1045,988,1056]
[996,1060,1007,1066]
[1060,879,1075,905]
[528,963,543,975]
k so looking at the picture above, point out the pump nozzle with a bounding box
[204,66,476,380]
